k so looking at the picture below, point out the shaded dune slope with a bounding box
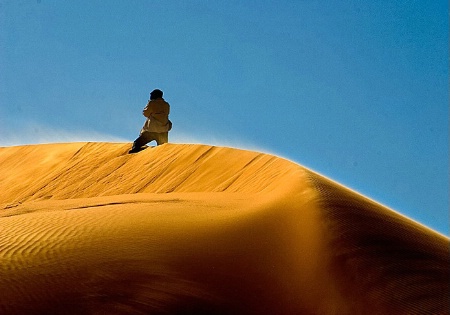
[309,174,449,314]
[0,142,448,314]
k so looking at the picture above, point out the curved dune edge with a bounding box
[0,142,449,314]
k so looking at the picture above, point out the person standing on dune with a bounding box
[129,89,172,153]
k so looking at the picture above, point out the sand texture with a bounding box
[0,142,448,314]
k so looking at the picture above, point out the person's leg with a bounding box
[155,132,168,146]
[130,132,155,152]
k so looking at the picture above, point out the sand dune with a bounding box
[0,142,448,314]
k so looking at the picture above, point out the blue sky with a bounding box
[1,1,448,235]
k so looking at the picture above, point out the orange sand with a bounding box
[0,142,448,314]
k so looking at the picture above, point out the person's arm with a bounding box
[142,101,153,118]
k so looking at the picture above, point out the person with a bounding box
[129,89,172,153]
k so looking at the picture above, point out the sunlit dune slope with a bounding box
[0,142,448,315]
[0,142,301,203]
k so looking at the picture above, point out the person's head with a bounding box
[150,89,163,100]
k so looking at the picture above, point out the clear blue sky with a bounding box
[1,1,448,235]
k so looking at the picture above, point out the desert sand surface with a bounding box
[0,142,448,314]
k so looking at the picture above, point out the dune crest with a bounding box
[0,142,448,314]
